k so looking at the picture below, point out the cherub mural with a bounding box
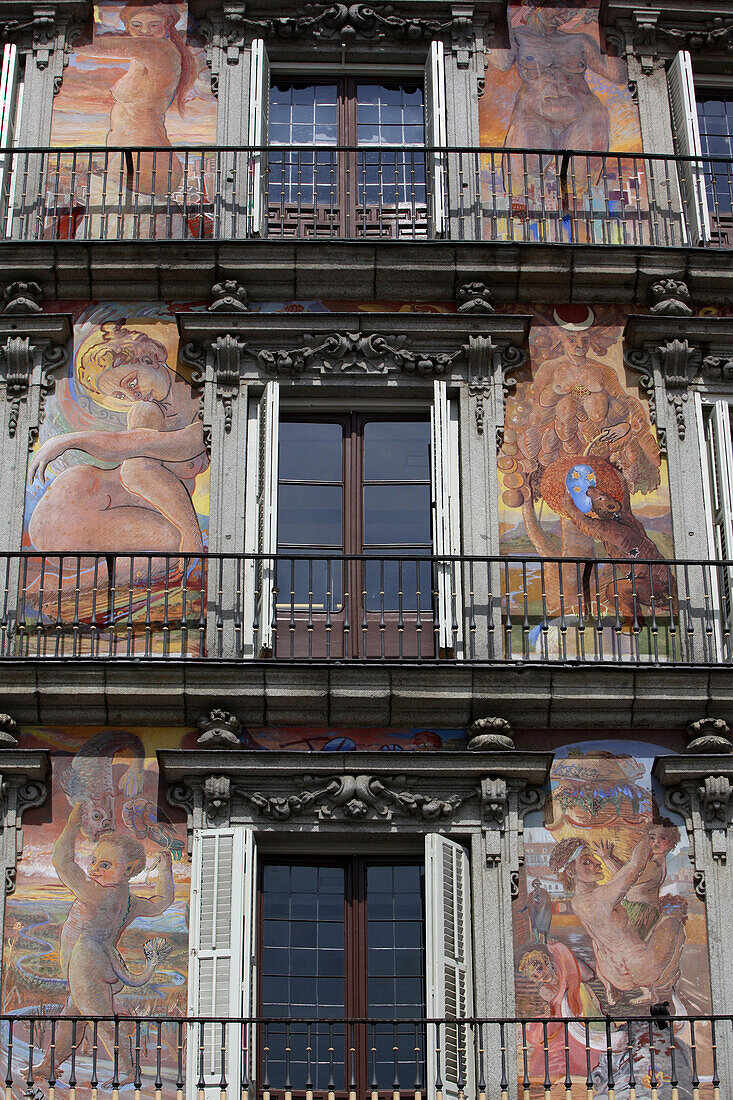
[498,306,673,621]
[1,727,189,1095]
[514,740,713,1096]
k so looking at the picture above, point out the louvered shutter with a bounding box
[425,834,474,1100]
[430,381,460,654]
[0,44,19,232]
[425,39,447,236]
[668,51,711,245]
[188,828,255,1099]
[702,401,733,651]
[256,380,279,655]
[247,38,270,237]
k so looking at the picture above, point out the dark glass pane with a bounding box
[263,864,291,893]
[367,864,393,892]
[278,484,343,547]
[364,421,430,481]
[363,484,431,546]
[280,421,343,482]
[368,920,395,948]
[291,920,317,948]
[394,920,423,949]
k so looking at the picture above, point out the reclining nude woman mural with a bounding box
[23,306,209,650]
[514,741,713,1097]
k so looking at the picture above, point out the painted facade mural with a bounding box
[482,2,644,243]
[498,303,674,660]
[49,2,215,238]
[23,302,209,655]
[514,739,712,1097]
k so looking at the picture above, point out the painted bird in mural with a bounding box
[59,730,146,841]
[122,797,185,861]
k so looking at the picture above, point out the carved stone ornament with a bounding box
[1,283,43,316]
[657,17,733,55]
[258,331,464,376]
[457,281,495,315]
[209,281,249,313]
[686,718,733,755]
[203,775,231,824]
[242,774,467,822]
[631,9,659,73]
[234,3,454,44]
[649,278,693,317]
[197,709,242,748]
[0,333,68,439]
[665,776,733,863]
[0,715,18,748]
[467,716,514,752]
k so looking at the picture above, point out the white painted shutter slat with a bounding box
[189,828,255,1097]
[425,834,474,1100]
[247,38,270,236]
[425,39,447,237]
[256,380,279,655]
[431,381,460,654]
[668,50,710,245]
[0,44,19,233]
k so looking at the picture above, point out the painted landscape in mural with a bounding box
[23,302,209,655]
[2,728,189,1095]
[498,304,674,659]
[49,2,215,238]
[482,1,644,243]
[514,740,712,1097]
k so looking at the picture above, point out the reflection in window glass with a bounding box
[697,94,733,214]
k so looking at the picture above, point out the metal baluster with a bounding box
[397,558,404,660]
[284,1021,292,1100]
[468,560,476,660]
[380,558,386,659]
[327,1021,335,1100]
[667,562,678,662]
[522,558,530,659]
[393,1020,400,1100]
[155,1020,163,1100]
[563,1020,571,1100]
[54,555,64,657]
[520,1021,530,1100]
[499,1021,508,1100]
[343,558,350,659]
[347,1020,356,1100]
[604,1017,615,1100]
[414,1021,424,1100]
[289,557,296,659]
[539,558,549,661]
[626,1019,636,1100]
[434,1022,443,1100]
[611,562,623,661]
[198,1020,206,1100]
[25,1019,35,1100]
[219,1020,228,1100]
[647,1020,658,1100]
[576,561,586,661]
[711,1018,720,1100]
[3,1018,13,1100]
[235,555,243,658]
[683,563,695,662]
[215,555,224,659]
[134,1020,142,1100]
[689,1018,699,1100]
[415,558,423,660]
[584,1020,593,1100]
[308,557,314,659]
[126,556,135,657]
[69,1019,78,1100]
[176,1021,185,1100]
[241,1020,251,1100]
[325,557,332,659]
[557,559,567,661]
[629,561,641,663]
[503,560,512,659]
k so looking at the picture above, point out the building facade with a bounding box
[0,0,730,1096]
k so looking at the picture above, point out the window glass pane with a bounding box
[364,421,430,481]
[278,484,343,547]
[363,484,432,546]
[280,422,343,481]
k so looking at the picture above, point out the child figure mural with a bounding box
[34,806,174,1085]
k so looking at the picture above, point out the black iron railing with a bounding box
[0,144,731,245]
[0,1013,724,1098]
[3,551,733,664]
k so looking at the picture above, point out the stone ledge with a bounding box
[0,660,730,729]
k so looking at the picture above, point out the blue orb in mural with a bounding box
[565,463,596,515]
[322,737,357,751]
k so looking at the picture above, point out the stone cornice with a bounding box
[601,0,733,67]
[176,311,531,382]
[653,753,733,789]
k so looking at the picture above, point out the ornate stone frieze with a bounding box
[209,281,250,313]
[242,773,467,822]
[605,4,733,65]
[686,718,733,755]
[258,331,464,376]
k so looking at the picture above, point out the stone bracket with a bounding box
[654,754,733,867]
[0,749,51,895]
[0,310,72,440]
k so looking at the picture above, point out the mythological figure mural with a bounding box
[1,728,189,1095]
[514,740,713,1098]
[498,304,674,659]
[23,302,209,655]
[49,2,215,238]
[482,1,644,242]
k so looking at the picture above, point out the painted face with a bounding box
[525,955,556,985]
[562,331,594,361]
[573,847,603,884]
[650,830,674,856]
[98,357,171,404]
[82,803,114,842]
[565,463,596,514]
[89,844,128,886]
[126,13,168,37]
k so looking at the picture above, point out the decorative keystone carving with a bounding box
[0,715,18,748]
[197,709,242,748]
[659,339,702,441]
[209,281,249,313]
[480,776,507,863]
[700,775,733,859]
[649,278,693,317]
[2,282,42,315]
[686,718,733,754]
[203,775,231,824]
[457,281,495,314]
[212,335,245,432]
[258,332,464,377]
[243,774,465,822]
[468,717,514,752]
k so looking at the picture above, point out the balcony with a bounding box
[0,145,730,247]
[0,1012,722,1097]
[3,551,733,665]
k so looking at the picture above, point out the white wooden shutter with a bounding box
[0,44,19,234]
[700,401,733,653]
[256,380,279,655]
[425,834,474,1100]
[431,381,460,654]
[247,38,270,236]
[668,51,711,245]
[425,39,447,237]
[188,828,256,1098]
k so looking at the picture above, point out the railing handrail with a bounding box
[0,1012,724,1025]
[1,143,732,165]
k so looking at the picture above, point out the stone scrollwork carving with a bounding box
[686,717,733,754]
[197,709,242,748]
[212,335,245,433]
[457,281,495,315]
[258,331,465,377]
[480,776,507,864]
[2,283,43,316]
[209,281,249,313]
[649,278,693,317]
[658,339,703,441]
[242,773,465,822]
[3,778,49,895]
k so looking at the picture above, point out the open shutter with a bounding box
[431,381,460,654]
[0,44,19,232]
[425,39,447,237]
[188,828,256,1098]
[256,380,279,655]
[668,50,710,245]
[425,834,474,1100]
[701,401,733,653]
[247,38,270,237]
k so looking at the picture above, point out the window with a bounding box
[188,831,473,1100]
[246,382,460,660]
[246,39,447,238]
[259,859,426,1094]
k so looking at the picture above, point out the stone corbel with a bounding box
[630,8,659,74]
[0,718,50,895]
[450,4,476,68]
[0,294,72,440]
[479,773,545,895]
[654,742,733,869]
